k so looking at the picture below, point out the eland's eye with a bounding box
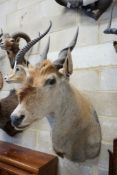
[16,67,20,72]
[44,78,56,86]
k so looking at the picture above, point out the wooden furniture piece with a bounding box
[0,141,58,175]
[108,139,117,175]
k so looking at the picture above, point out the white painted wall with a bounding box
[0,0,117,174]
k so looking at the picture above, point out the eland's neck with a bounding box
[54,84,82,119]
[51,83,92,130]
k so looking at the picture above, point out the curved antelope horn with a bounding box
[11,32,31,42]
[104,2,117,34]
[53,27,79,69]
[14,21,52,66]
[40,36,50,61]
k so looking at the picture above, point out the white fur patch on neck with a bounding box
[83,0,98,6]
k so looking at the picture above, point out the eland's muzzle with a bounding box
[11,115,25,127]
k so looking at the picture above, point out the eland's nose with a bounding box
[11,115,25,127]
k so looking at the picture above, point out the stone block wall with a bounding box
[0,0,117,174]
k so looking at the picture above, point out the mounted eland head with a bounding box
[10,27,101,162]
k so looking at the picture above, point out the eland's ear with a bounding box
[53,27,78,70]
[63,49,73,77]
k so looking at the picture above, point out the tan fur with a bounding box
[6,61,56,85]
[5,65,26,83]
[11,54,101,162]
[4,53,51,85]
